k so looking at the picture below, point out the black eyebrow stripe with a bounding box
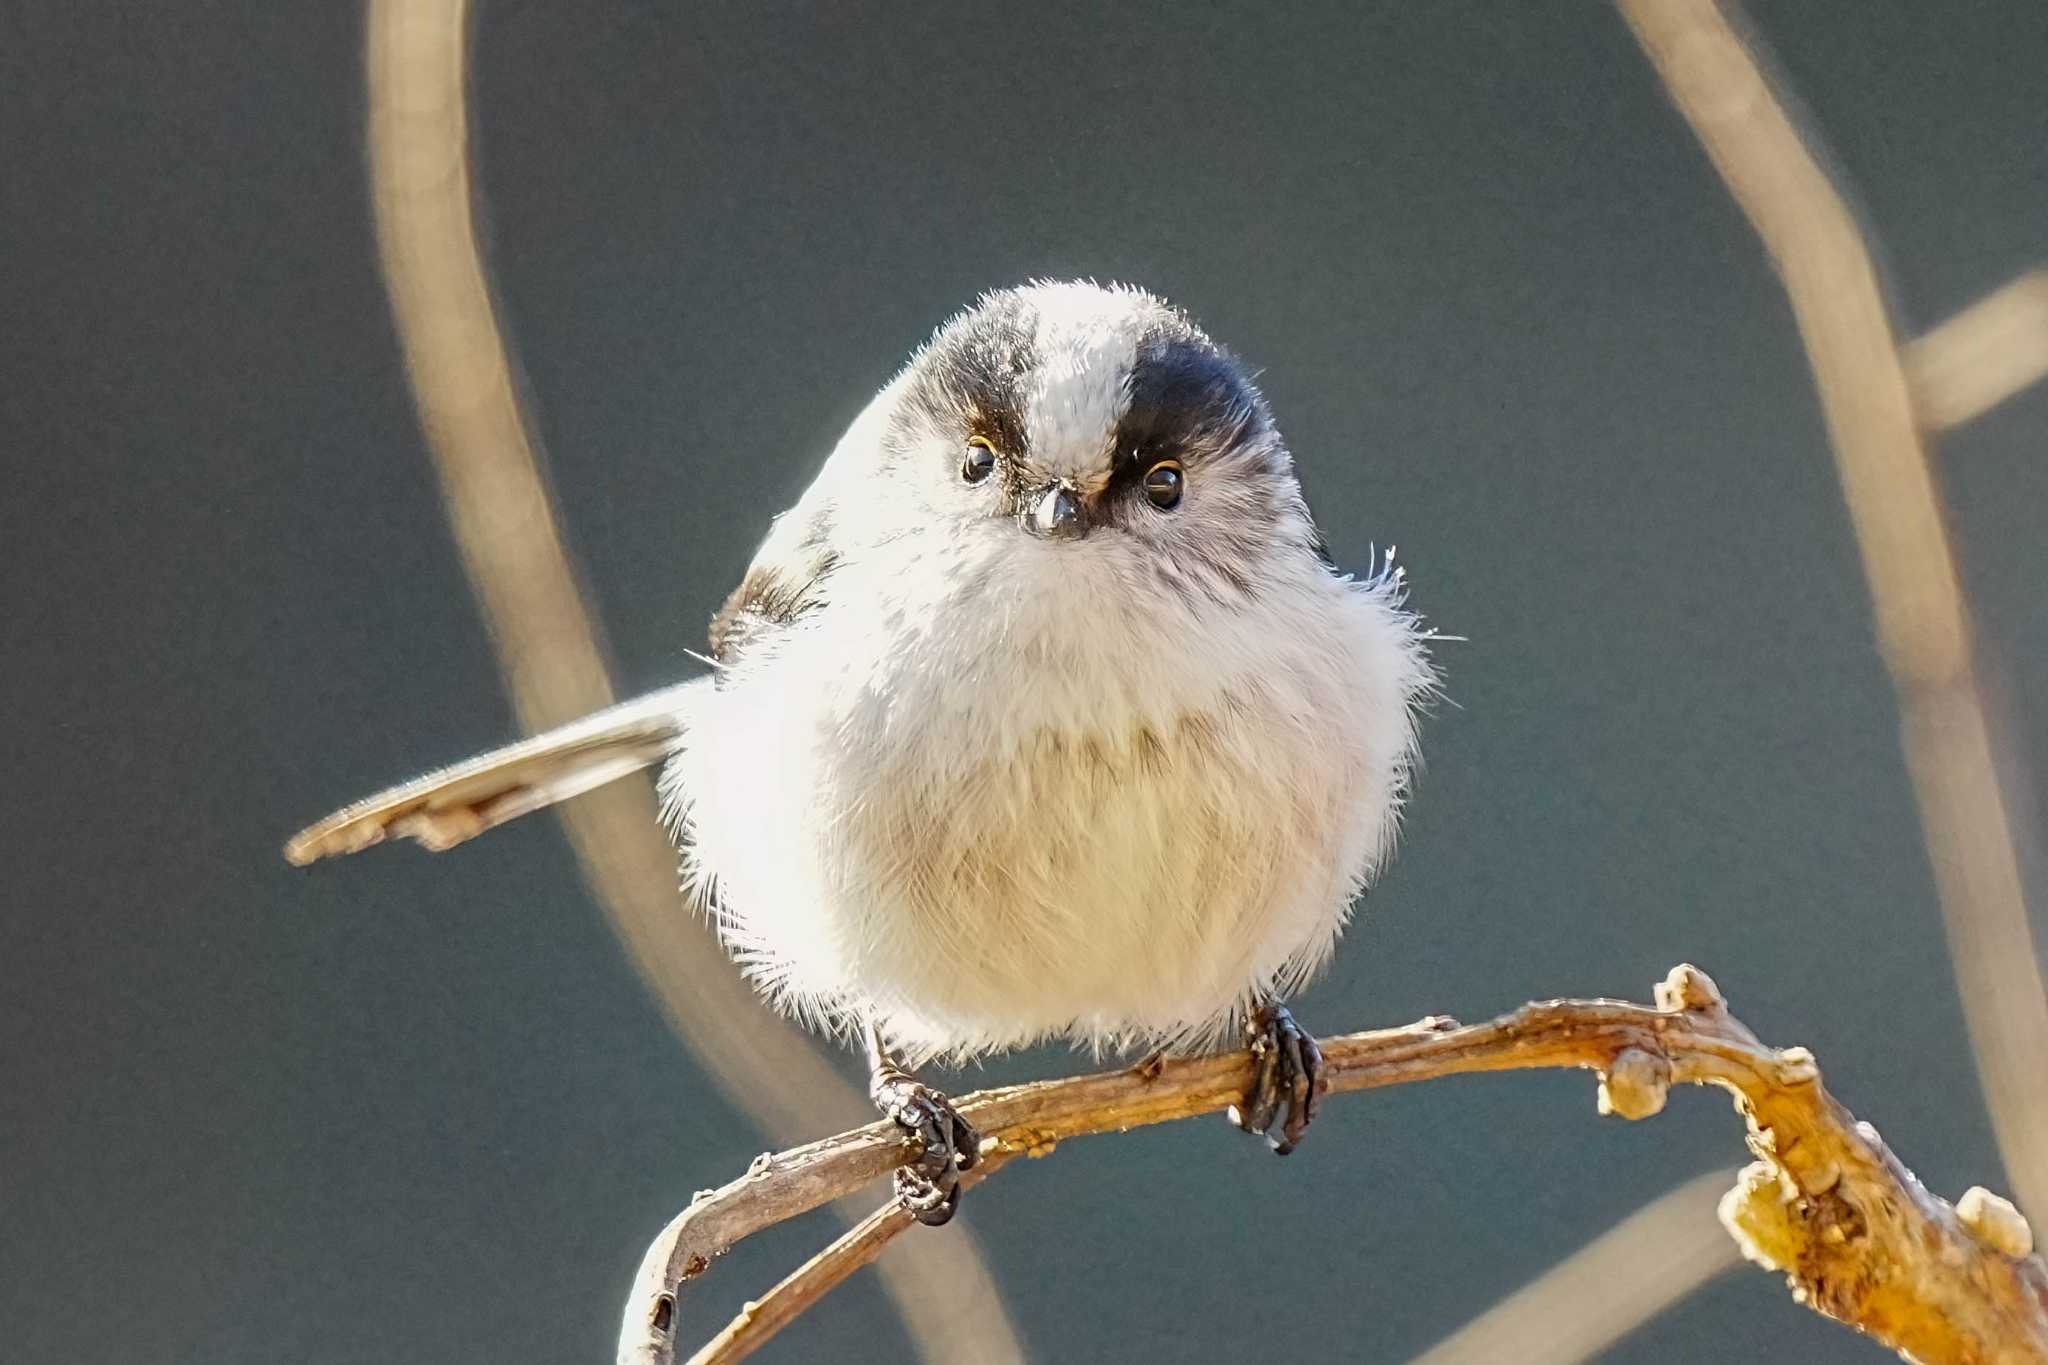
[897,295,1036,459]
[1116,336,1261,463]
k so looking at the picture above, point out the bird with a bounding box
[286,280,1435,1225]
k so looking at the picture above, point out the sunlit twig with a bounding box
[1904,270,2048,431]
[1422,9,2048,1357]
[622,967,2048,1364]
[1618,0,2048,1233]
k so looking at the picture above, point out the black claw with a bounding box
[1274,1029,1307,1156]
[1229,1002,1327,1155]
[893,1165,963,1226]
[871,1067,979,1227]
[1299,1030,1326,1127]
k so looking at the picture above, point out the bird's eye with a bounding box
[1142,459,1184,510]
[962,437,997,485]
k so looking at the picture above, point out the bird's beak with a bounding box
[1025,481,1086,540]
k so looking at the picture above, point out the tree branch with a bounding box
[1904,270,2048,432]
[1411,1167,1745,1365]
[362,5,1024,1360]
[1618,0,2048,1226]
[678,1152,1019,1365]
[618,966,2048,1364]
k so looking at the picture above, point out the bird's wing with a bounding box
[708,496,841,666]
[707,377,904,665]
[288,379,893,867]
[283,678,708,865]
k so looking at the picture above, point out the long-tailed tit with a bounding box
[288,281,1435,1223]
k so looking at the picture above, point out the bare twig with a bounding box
[360,5,1022,1360]
[1431,10,2048,1355]
[681,1152,1019,1365]
[1906,271,2048,432]
[1409,1167,1744,1365]
[686,1202,914,1365]
[1619,0,2048,1228]
[620,967,2048,1365]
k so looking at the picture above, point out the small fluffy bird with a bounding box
[288,281,1434,1223]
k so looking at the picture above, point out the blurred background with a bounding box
[4,2,2044,1362]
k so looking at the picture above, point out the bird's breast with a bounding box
[672,549,1417,1059]
[838,695,1359,1049]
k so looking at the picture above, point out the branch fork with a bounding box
[619,966,2048,1364]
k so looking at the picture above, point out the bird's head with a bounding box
[873,281,1321,605]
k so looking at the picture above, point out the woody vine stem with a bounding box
[618,965,2048,1365]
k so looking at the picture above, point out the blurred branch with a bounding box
[1619,0,2048,1230]
[679,1151,1019,1365]
[359,5,1023,1362]
[1409,1167,1743,1365]
[1904,271,2048,431]
[621,966,2048,1365]
[1428,10,2048,1355]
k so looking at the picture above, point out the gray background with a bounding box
[5,2,2045,1362]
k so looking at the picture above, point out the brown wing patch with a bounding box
[708,554,836,665]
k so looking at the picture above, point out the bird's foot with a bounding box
[1227,1001,1327,1156]
[871,1073,980,1227]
